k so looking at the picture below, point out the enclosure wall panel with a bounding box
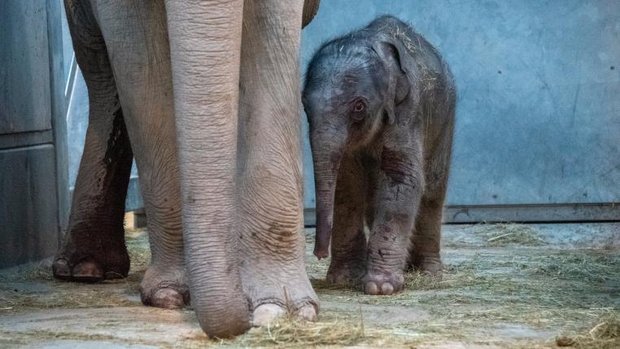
[0,0,53,135]
[0,0,66,268]
[0,146,59,268]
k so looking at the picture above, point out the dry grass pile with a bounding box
[125,229,151,272]
[307,244,618,344]
[0,230,150,312]
[237,317,366,348]
[405,271,443,290]
[473,223,545,246]
[531,252,619,284]
[0,282,138,311]
[1,225,617,348]
[556,312,620,349]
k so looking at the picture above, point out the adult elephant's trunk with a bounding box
[165,0,250,338]
[311,135,344,259]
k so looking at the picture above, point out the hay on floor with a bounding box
[556,312,620,349]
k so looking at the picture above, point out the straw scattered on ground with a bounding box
[473,223,546,246]
[556,312,620,349]
[238,318,366,348]
[0,224,618,348]
[0,230,149,312]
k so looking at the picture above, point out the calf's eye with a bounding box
[350,98,367,122]
[353,100,366,112]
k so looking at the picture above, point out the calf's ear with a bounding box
[371,38,414,125]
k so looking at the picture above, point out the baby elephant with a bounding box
[303,15,456,295]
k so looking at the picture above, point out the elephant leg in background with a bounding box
[407,195,444,276]
[93,0,187,309]
[325,154,367,286]
[53,0,132,282]
[237,0,318,325]
[407,130,453,277]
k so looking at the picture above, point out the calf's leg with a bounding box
[326,154,367,285]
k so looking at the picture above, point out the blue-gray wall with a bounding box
[301,0,620,209]
[63,0,620,221]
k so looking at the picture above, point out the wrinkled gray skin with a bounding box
[53,0,320,338]
[303,16,456,296]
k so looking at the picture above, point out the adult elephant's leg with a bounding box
[93,0,187,309]
[237,0,318,325]
[53,0,132,282]
[165,0,251,338]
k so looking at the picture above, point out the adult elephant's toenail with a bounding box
[152,288,185,309]
[297,304,317,322]
[52,258,71,278]
[72,260,104,282]
[252,304,285,327]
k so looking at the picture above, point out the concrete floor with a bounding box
[0,223,618,348]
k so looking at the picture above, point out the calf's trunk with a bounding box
[312,137,344,259]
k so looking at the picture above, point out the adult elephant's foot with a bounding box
[140,265,189,309]
[326,259,365,287]
[53,239,130,282]
[363,269,405,295]
[244,275,319,326]
[408,253,443,278]
[252,303,317,326]
[239,236,319,326]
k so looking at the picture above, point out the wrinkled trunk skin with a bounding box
[312,137,344,259]
[165,0,250,338]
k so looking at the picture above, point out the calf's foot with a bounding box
[363,269,405,295]
[409,253,443,278]
[326,259,366,286]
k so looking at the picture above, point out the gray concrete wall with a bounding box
[62,1,620,222]
[301,0,620,209]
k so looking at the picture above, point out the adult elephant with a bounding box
[53,0,320,338]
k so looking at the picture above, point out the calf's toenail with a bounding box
[381,282,394,294]
[365,281,379,295]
